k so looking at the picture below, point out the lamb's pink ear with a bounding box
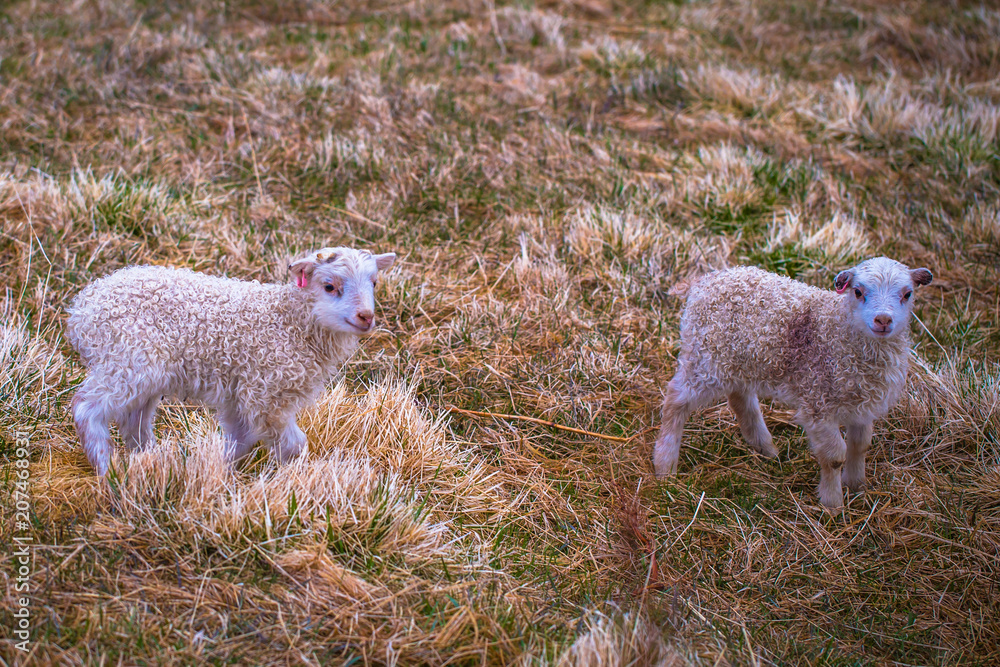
[910,267,933,286]
[373,252,396,271]
[289,255,318,288]
[834,269,854,294]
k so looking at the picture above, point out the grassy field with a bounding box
[1,0,999,664]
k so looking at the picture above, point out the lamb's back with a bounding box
[66,265,303,372]
[681,267,841,389]
[683,267,832,345]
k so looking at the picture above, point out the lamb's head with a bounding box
[289,247,396,334]
[834,257,932,340]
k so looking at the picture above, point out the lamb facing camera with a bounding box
[67,247,396,476]
[652,257,933,508]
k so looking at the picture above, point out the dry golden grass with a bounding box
[1,0,998,664]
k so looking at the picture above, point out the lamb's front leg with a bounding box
[219,408,261,463]
[272,419,308,463]
[802,419,847,509]
[843,422,872,492]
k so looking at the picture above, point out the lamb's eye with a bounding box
[903,291,912,301]
[324,284,337,294]
[854,288,863,299]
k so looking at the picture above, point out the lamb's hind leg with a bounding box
[728,390,777,458]
[72,376,113,476]
[653,374,712,477]
[119,394,161,450]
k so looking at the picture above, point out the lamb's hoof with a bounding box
[652,436,681,479]
[653,460,677,479]
[752,442,779,459]
[843,480,867,494]
[842,469,866,493]
[818,490,844,510]
[274,444,308,464]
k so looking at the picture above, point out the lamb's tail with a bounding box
[64,285,98,363]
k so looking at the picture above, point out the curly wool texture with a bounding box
[678,266,909,423]
[67,265,359,437]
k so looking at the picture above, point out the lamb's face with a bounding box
[834,257,932,340]
[289,247,396,335]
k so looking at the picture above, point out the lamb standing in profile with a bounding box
[67,247,396,476]
[652,257,933,508]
